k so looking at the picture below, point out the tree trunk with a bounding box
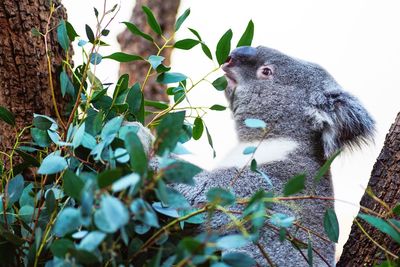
[337,112,400,266]
[0,0,68,154]
[117,0,180,102]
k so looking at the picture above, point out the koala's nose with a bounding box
[230,46,257,61]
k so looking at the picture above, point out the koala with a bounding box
[176,46,375,266]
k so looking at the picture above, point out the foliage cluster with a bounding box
[0,3,399,267]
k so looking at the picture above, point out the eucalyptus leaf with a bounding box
[283,174,306,196]
[324,209,339,243]
[244,118,266,129]
[216,29,233,65]
[53,207,82,237]
[37,155,68,175]
[358,213,400,244]
[174,39,200,50]
[130,199,159,228]
[94,195,129,233]
[236,20,254,47]
[212,76,228,91]
[6,174,24,204]
[157,72,187,84]
[192,117,204,140]
[57,20,69,51]
[206,188,235,206]
[142,6,162,34]
[103,52,143,62]
[175,8,190,31]
[63,170,84,201]
[122,22,153,42]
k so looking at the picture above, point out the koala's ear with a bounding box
[307,89,375,158]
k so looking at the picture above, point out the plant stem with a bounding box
[130,206,209,261]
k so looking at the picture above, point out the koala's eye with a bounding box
[257,65,274,79]
[262,68,272,76]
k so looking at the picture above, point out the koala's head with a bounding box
[223,46,375,158]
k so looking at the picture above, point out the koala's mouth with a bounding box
[222,57,238,88]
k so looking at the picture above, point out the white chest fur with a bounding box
[214,138,299,170]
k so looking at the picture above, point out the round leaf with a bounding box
[37,155,67,175]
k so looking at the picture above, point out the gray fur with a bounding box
[176,46,375,266]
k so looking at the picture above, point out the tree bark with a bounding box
[337,112,400,266]
[117,0,180,102]
[0,0,69,154]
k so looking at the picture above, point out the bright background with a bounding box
[64,0,400,256]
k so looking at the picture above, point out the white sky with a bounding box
[64,0,400,256]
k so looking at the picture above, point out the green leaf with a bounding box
[283,174,306,196]
[101,116,123,139]
[60,70,75,97]
[324,208,339,243]
[53,207,82,237]
[31,28,41,37]
[157,72,187,84]
[57,20,69,51]
[144,100,169,110]
[212,76,228,91]
[216,29,233,65]
[216,235,249,249]
[63,170,84,201]
[72,123,85,148]
[210,104,226,111]
[192,117,204,140]
[270,213,295,228]
[31,128,51,147]
[0,106,15,126]
[127,83,144,123]
[103,52,143,62]
[359,213,400,244]
[222,252,256,267]
[97,168,122,189]
[130,199,159,228]
[244,118,266,128]
[201,43,213,60]
[174,39,200,50]
[243,146,256,155]
[189,28,202,40]
[94,195,129,233]
[148,55,164,69]
[122,22,153,42]
[85,24,95,43]
[124,132,147,176]
[152,202,179,218]
[205,125,216,158]
[45,189,56,213]
[33,114,57,130]
[156,111,186,155]
[175,8,190,31]
[38,155,67,175]
[6,174,24,204]
[65,21,79,41]
[236,20,254,47]
[307,239,313,267]
[112,173,140,192]
[206,187,235,206]
[142,6,162,34]
[19,205,34,223]
[78,231,106,251]
[50,239,75,258]
[81,132,97,150]
[163,160,202,185]
[101,29,110,36]
[314,150,341,183]
[392,204,400,216]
